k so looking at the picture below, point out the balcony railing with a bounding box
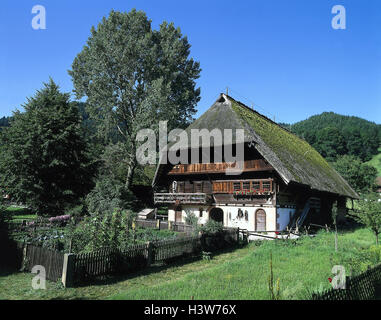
[168,159,273,175]
[154,193,209,204]
[212,179,274,194]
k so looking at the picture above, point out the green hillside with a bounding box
[281,112,380,162]
[366,147,381,176]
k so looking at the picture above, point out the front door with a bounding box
[175,210,182,223]
[255,209,266,231]
[209,208,224,223]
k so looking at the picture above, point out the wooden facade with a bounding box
[152,93,358,236]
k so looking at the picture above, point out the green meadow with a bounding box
[1,227,379,300]
[367,147,381,176]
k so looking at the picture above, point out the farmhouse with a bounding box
[152,93,359,236]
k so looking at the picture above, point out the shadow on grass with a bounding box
[73,242,248,288]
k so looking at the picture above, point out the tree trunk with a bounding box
[125,157,136,190]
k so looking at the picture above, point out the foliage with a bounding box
[332,155,377,193]
[66,209,180,253]
[197,220,223,235]
[268,252,281,300]
[15,227,67,251]
[366,147,381,177]
[133,228,177,243]
[350,193,381,245]
[67,210,135,253]
[184,210,198,227]
[289,112,380,162]
[314,127,347,162]
[0,79,95,216]
[85,175,139,215]
[69,9,201,189]
[0,116,11,130]
[3,228,381,300]
[0,198,8,228]
[110,228,378,300]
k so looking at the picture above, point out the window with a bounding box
[233,182,241,192]
[242,182,250,191]
[177,181,185,193]
[252,181,260,192]
[262,181,271,192]
[199,208,203,218]
[194,182,202,193]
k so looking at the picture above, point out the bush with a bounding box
[86,176,138,215]
[197,220,224,235]
[184,210,198,227]
[67,209,136,253]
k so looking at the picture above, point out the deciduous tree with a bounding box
[351,193,381,245]
[69,9,201,189]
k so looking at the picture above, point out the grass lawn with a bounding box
[5,206,36,222]
[111,227,377,300]
[0,227,378,300]
[366,147,381,176]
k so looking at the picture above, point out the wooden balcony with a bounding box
[168,159,273,175]
[212,179,274,195]
[154,193,210,204]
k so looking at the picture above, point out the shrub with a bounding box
[184,210,198,227]
[67,209,135,253]
[197,220,223,235]
[86,175,138,215]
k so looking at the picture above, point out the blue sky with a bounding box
[1,0,380,124]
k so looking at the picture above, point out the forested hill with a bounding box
[0,116,11,129]
[280,112,380,162]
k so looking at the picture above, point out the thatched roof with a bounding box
[152,93,359,199]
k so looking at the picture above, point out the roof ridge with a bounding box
[223,93,311,145]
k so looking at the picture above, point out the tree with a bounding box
[350,193,381,245]
[290,112,380,162]
[85,175,138,215]
[69,9,201,189]
[314,127,347,161]
[332,155,377,193]
[0,79,95,216]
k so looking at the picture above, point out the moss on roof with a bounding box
[153,93,359,198]
[229,97,358,198]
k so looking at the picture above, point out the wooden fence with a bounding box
[135,219,196,234]
[17,228,239,287]
[73,243,149,283]
[311,263,381,300]
[153,235,201,263]
[22,244,65,282]
[135,219,157,229]
[69,229,238,286]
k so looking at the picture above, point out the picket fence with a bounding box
[21,244,65,282]
[19,227,239,287]
[311,263,381,300]
[134,219,195,234]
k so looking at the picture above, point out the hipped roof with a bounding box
[152,93,359,199]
